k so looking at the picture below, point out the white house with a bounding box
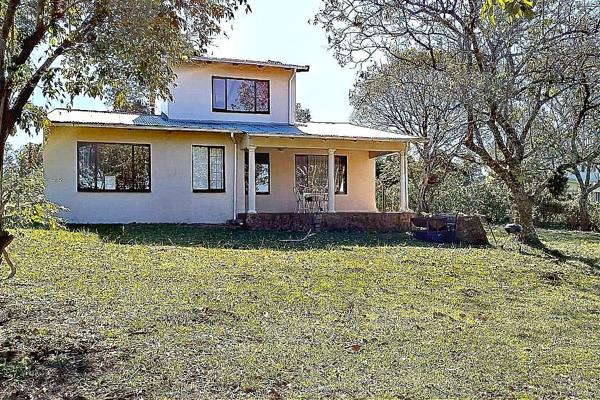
[44,57,425,230]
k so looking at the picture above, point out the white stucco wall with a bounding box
[44,126,237,224]
[44,127,384,224]
[164,63,295,124]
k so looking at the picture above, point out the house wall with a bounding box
[45,127,383,224]
[44,126,237,224]
[163,63,295,124]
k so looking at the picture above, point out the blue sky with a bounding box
[10,0,358,148]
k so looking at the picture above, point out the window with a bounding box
[245,152,270,194]
[192,146,225,192]
[77,142,150,192]
[295,155,347,194]
[212,77,270,114]
[594,192,600,203]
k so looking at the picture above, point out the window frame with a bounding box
[212,76,271,115]
[76,141,152,193]
[245,151,271,195]
[192,145,226,193]
[294,154,348,195]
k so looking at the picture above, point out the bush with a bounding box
[427,172,511,223]
[2,144,66,229]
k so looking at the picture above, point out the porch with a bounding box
[238,133,412,217]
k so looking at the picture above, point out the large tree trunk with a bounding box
[578,192,592,231]
[511,187,542,247]
[417,177,428,214]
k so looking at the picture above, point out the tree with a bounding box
[0,0,249,257]
[482,0,535,23]
[296,103,311,122]
[350,55,464,212]
[544,69,600,230]
[315,0,600,245]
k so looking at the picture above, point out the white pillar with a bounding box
[247,146,257,214]
[328,149,336,213]
[399,150,409,211]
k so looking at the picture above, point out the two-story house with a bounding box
[44,57,425,230]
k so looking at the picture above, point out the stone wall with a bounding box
[240,212,415,233]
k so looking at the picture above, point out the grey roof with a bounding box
[48,109,427,143]
[190,56,310,72]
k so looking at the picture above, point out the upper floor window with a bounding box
[77,142,151,192]
[212,77,270,114]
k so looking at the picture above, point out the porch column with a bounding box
[328,148,336,213]
[399,150,409,210]
[247,145,257,214]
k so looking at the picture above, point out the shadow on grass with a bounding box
[68,224,466,251]
[517,237,600,272]
[541,245,600,272]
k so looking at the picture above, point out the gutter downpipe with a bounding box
[231,132,238,221]
[288,70,296,125]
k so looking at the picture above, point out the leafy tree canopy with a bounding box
[0,0,250,137]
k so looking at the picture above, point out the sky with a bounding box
[10,0,359,148]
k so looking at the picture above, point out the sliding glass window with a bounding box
[212,77,270,114]
[77,142,151,192]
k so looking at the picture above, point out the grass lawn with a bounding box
[1,226,600,399]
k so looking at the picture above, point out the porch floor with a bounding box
[238,212,415,233]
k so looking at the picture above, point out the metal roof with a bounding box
[48,109,427,143]
[190,56,310,72]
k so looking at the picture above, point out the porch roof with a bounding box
[48,109,428,143]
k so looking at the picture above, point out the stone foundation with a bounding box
[239,212,415,233]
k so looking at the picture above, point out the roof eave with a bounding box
[50,121,238,134]
[189,57,310,73]
[248,133,428,143]
[50,121,427,143]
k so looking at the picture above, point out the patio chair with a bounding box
[293,186,305,213]
[312,186,328,213]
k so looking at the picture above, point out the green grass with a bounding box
[1,226,600,399]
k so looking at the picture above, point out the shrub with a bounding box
[2,144,66,229]
[427,173,511,223]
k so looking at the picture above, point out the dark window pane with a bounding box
[256,81,270,112]
[78,143,96,190]
[335,156,348,194]
[133,145,151,191]
[295,155,309,192]
[227,79,256,112]
[97,143,133,191]
[254,153,270,194]
[213,78,226,110]
[192,146,209,190]
[295,155,347,194]
[213,77,270,114]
